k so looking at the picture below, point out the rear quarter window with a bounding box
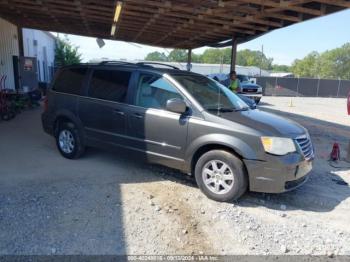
[88,69,131,103]
[52,68,87,95]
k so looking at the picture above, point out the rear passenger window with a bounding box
[53,68,87,95]
[89,70,131,103]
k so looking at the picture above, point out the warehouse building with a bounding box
[0,17,56,92]
[22,28,56,84]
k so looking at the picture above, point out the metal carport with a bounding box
[0,0,349,69]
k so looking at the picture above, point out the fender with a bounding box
[186,133,258,164]
[53,109,85,138]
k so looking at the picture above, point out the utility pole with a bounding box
[230,36,238,72]
[260,45,264,76]
[186,49,192,72]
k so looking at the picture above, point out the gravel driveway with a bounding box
[0,97,349,255]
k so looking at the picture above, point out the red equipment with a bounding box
[0,75,7,116]
[330,143,340,161]
[0,75,13,121]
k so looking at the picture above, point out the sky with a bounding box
[58,9,350,66]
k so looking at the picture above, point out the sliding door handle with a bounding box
[113,109,125,116]
[133,113,144,119]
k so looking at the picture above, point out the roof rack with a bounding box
[99,61,136,66]
[136,62,180,70]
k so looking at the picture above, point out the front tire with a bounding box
[56,122,85,159]
[254,97,261,104]
[194,150,248,202]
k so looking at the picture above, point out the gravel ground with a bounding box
[0,97,349,255]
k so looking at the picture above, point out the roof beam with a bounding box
[132,0,172,42]
[152,1,280,46]
[315,0,350,8]
[74,0,92,35]
[0,0,348,49]
[239,0,323,16]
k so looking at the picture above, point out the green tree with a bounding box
[271,64,291,72]
[145,51,168,61]
[291,52,321,78]
[291,44,350,79]
[236,49,273,70]
[167,49,188,62]
[319,43,350,79]
[191,53,202,63]
[144,47,275,69]
[200,48,231,64]
[55,36,82,66]
[194,48,273,69]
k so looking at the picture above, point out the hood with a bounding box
[241,82,260,88]
[219,109,306,137]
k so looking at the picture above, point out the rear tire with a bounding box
[55,122,85,159]
[194,150,248,202]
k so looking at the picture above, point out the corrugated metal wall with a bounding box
[23,28,56,83]
[0,17,19,90]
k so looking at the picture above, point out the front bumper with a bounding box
[239,92,262,98]
[244,152,313,193]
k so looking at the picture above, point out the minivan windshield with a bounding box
[237,75,250,83]
[171,74,249,113]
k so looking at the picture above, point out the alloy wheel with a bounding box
[202,160,234,195]
[58,129,75,154]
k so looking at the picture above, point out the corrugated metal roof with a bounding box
[0,1,349,49]
[0,17,19,90]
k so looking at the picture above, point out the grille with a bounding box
[242,88,257,93]
[295,135,314,161]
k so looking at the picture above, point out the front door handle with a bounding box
[133,113,144,119]
[113,109,125,116]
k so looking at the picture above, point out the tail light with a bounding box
[44,96,48,112]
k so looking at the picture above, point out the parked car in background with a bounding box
[208,73,263,104]
[209,75,256,109]
[43,62,314,202]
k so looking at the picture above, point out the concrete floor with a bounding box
[0,107,175,254]
[0,97,350,255]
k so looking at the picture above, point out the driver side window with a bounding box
[135,74,183,110]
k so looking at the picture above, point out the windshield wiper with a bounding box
[234,107,250,112]
[206,107,235,113]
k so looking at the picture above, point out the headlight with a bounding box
[261,137,296,156]
[257,87,262,92]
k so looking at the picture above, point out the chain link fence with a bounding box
[256,76,350,98]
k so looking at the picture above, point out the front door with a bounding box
[127,72,189,167]
[79,68,132,146]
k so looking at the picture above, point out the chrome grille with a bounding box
[242,88,257,93]
[295,135,314,161]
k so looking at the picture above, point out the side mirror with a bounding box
[166,98,187,114]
